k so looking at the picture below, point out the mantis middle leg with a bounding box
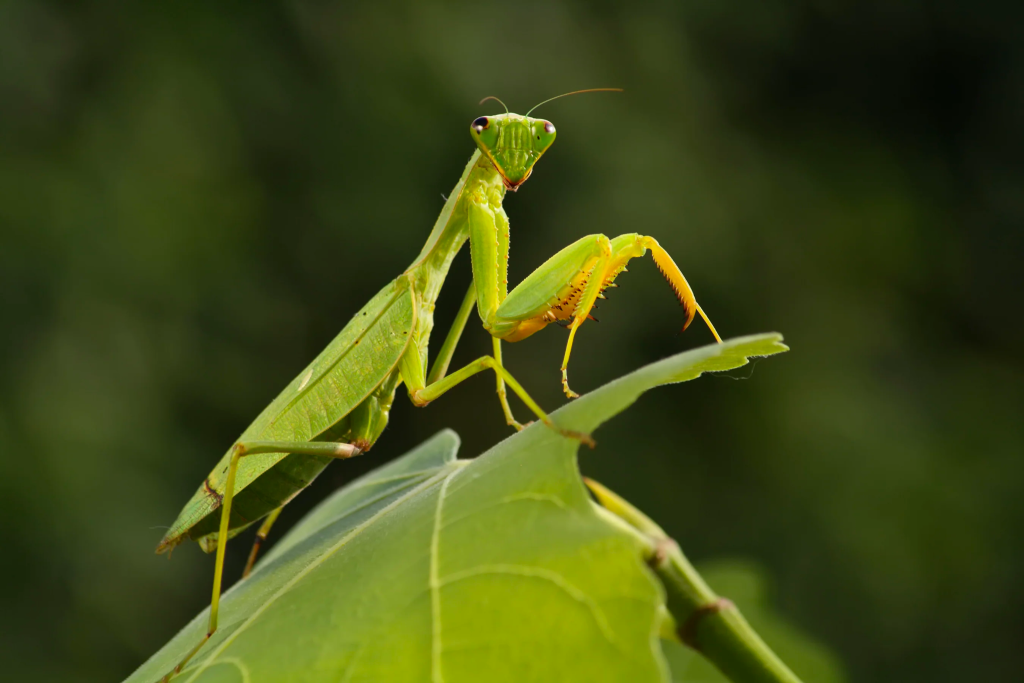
[424,282,526,430]
[240,506,283,579]
[403,333,592,445]
[402,276,591,443]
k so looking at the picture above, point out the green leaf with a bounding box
[127,334,788,683]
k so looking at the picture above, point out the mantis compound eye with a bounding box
[531,120,556,148]
[472,117,489,132]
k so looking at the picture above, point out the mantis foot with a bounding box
[565,429,596,449]
[535,415,594,448]
[551,424,595,448]
[561,368,580,399]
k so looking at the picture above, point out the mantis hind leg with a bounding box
[158,440,362,682]
[241,506,283,579]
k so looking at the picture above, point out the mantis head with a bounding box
[469,89,622,191]
[470,113,556,191]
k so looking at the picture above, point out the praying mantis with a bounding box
[154,90,721,681]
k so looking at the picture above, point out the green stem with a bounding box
[584,478,802,683]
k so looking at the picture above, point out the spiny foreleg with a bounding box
[489,233,721,398]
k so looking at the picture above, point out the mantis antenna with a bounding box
[525,88,623,116]
[478,95,509,113]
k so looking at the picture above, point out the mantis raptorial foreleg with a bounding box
[480,232,722,398]
[160,440,362,683]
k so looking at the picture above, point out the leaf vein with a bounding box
[437,564,616,645]
[345,468,448,491]
[430,468,462,683]
[438,491,573,532]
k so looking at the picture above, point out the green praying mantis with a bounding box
[154,90,722,681]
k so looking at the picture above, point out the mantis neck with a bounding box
[406,149,505,313]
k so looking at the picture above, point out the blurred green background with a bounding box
[1,1,1021,681]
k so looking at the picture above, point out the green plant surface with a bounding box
[662,562,845,683]
[127,334,788,683]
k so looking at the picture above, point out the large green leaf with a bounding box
[127,334,788,683]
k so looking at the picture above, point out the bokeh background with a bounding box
[2,1,1022,681]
